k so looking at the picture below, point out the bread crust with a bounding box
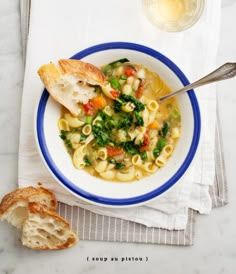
[37,59,105,116]
[58,59,105,85]
[0,186,57,218]
[38,63,61,88]
[0,186,78,250]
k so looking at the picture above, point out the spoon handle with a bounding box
[159,62,236,102]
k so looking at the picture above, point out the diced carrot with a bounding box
[148,120,160,130]
[92,95,106,110]
[135,87,143,99]
[124,66,135,77]
[106,146,123,157]
[135,78,146,99]
[139,135,150,151]
[110,90,120,99]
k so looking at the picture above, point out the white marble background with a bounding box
[0,0,236,273]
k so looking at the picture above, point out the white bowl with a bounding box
[35,42,201,207]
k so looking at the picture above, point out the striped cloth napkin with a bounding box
[19,0,227,245]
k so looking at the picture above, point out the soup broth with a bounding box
[58,59,181,182]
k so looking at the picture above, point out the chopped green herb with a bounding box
[120,94,145,112]
[104,119,116,130]
[140,151,147,160]
[59,130,72,149]
[117,113,133,130]
[65,139,72,148]
[79,134,87,142]
[122,141,140,156]
[153,147,160,158]
[113,98,123,112]
[153,138,166,158]
[108,158,116,164]
[159,122,169,137]
[97,109,110,120]
[108,158,125,169]
[84,155,91,166]
[114,162,125,169]
[92,124,110,147]
[157,138,167,150]
[113,94,145,113]
[134,111,144,126]
[108,58,130,67]
[96,110,117,130]
[59,130,68,140]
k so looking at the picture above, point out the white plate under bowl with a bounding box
[35,42,201,208]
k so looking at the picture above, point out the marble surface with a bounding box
[0,0,236,273]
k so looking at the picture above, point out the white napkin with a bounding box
[18,0,221,229]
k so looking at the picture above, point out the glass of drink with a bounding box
[143,0,205,32]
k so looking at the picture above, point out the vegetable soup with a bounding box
[58,59,181,182]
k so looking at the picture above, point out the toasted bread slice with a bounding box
[58,59,105,85]
[38,59,105,116]
[0,186,57,229]
[22,202,78,250]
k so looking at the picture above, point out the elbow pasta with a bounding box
[147,100,159,112]
[73,144,87,169]
[132,155,142,166]
[64,113,84,128]
[82,124,92,136]
[58,60,181,182]
[122,102,135,112]
[97,147,107,160]
[95,160,108,173]
[155,154,167,167]
[58,119,70,131]
[149,136,158,150]
[116,167,135,181]
[103,106,113,116]
[100,170,116,180]
[84,134,94,145]
[141,162,158,173]
[67,133,81,149]
[142,108,150,127]
[162,144,174,158]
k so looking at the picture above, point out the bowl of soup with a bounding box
[35,42,201,207]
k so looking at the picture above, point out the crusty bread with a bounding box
[58,59,105,85]
[21,202,78,250]
[0,186,57,229]
[0,186,78,250]
[38,59,105,116]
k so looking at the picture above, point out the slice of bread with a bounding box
[0,186,57,229]
[0,186,78,250]
[38,59,105,116]
[22,202,78,250]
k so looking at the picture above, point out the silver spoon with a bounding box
[158,62,236,102]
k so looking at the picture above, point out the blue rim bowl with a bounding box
[36,42,201,207]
